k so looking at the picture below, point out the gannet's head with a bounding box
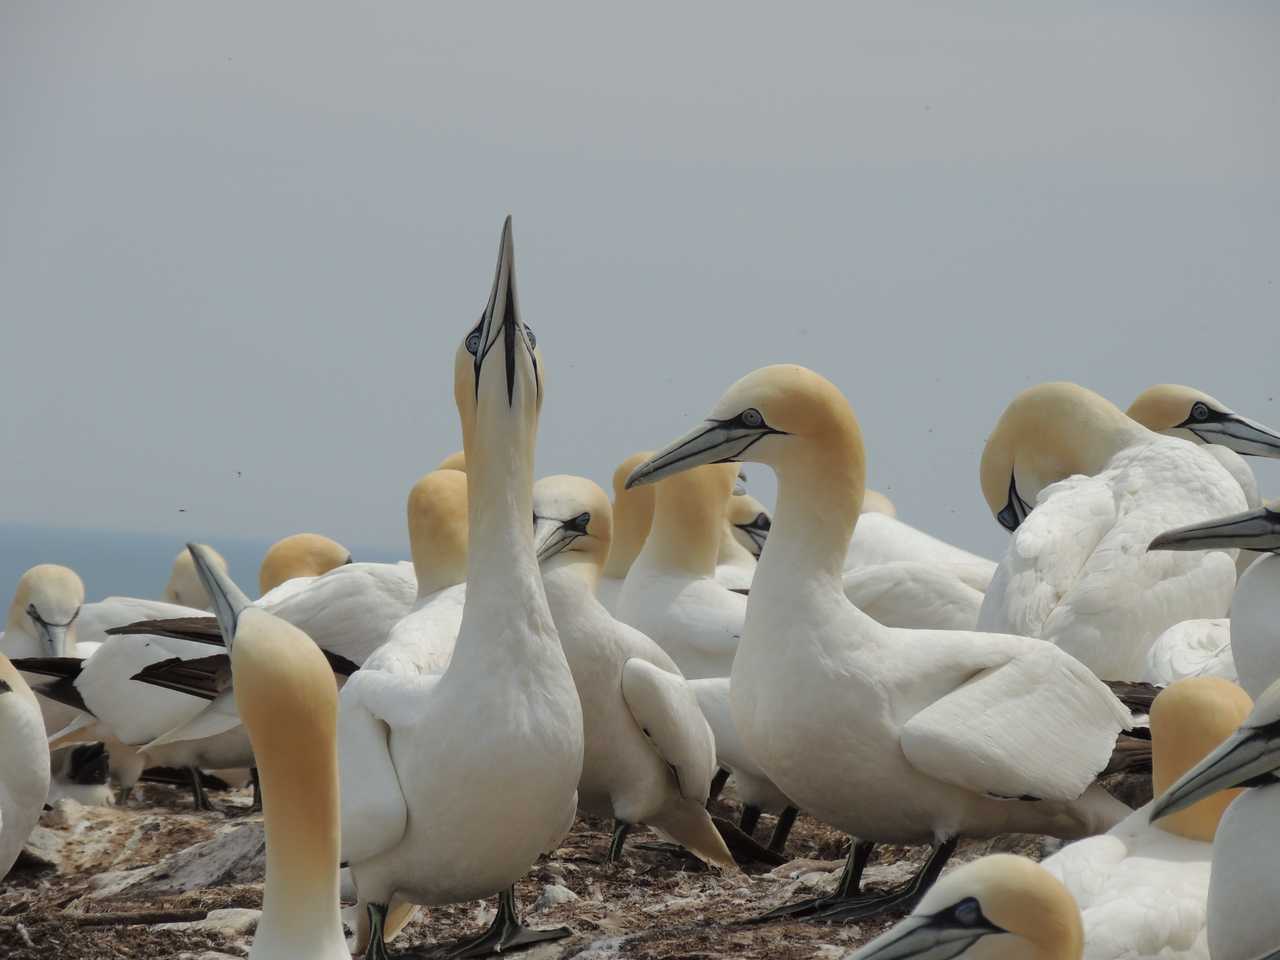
[1128,384,1280,458]
[980,382,1141,532]
[164,545,227,609]
[8,564,84,657]
[532,475,613,571]
[437,450,467,472]
[187,543,254,654]
[603,451,656,579]
[1151,675,1280,826]
[453,217,543,478]
[626,364,865,496]
[258,533,352,596]
[848,854,1082,960]
[726,493,771,558]
[1149,677,1254,841]
[861,489,897,518]
[1149,503,1280,556]
[406,468,469,594]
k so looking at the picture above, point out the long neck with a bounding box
[412,542,466,600]
[639,480,723,577]
[604,488,653,579]
[717,520,756,571]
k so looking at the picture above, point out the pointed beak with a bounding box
[1185,412,1280,458]
[187,543,252,649]
[1148,505,1280,554]
[626,421,772,489]
[28,605,79,657]
[473,215,535,406]
[845,914,997,960]
[1149,720,1280,823]
[533,516,583,563]
[735,521,769,557]
[996,475,1031,533]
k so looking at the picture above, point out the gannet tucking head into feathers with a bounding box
[164,546,227,609]
[5,564,84,660]
[258,533,352,596]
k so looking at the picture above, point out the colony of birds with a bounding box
[3,217,1280,960]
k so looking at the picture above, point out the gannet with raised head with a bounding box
[3,564,85,734]
[1040,677,1252,959]
[0,654,52,879]
[628,365,1136,919]
[340,218,583,960]
[1149,504,1280,697]
[164,545,227,609]
[1150,676,1280,960]
[617,461,746,679]
[258,533,352,597]
[184,544,348,959]
[596,451,655,614]
[532,473,735,869]
[978,382,1247,680]
[846,854,1084,960]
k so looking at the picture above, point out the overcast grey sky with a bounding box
[3,2,1278,569]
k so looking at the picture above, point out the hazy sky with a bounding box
[3,2,1278,569]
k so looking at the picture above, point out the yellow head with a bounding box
[533,475,613,576]
[980,382,1144,532]
[603,451,656,579]
[849,854,1082,960]
[1150,676,1254,842]
[437,450,467,472]
[406,468,469,595]
[164,545,227,609]
[7,564,85,657]
[1127,384,1280,458]
[258,533,352,596]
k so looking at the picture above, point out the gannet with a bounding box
[617,462,746,679]
[726,493,771,559]
[846,854,1084,960]
[1144,618,1235,687]
[163,545,227,609]
[532,473,735,868]
[844,511,995,592]
[341,217,583,960]
[977,382,1246,680]
[714,501,758,593]
[0,654,52,879]
[257,533,353,597]
[182,545,348,959]
[596,451,655,614]
[1151,676,1280,960]
[1149,504,1280,698]
[859,488,897,518]
[438,450,467,472]
[628,364,1136,919]
[1039,677,1252,959]
[3,564,85,734]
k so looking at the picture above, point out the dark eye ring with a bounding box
[465,327,482,356]
[1191,401,1210,421]
[756,513,771,530]
[741,408,764,428]
[953,898,982,927]
[524,324,537,348]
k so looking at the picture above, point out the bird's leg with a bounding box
[707,768,730,803]
[739,804,762,837]
[813,837,958,922]
[607,820,632,863]
[114,783,133,807]
[365,902,391,960]
[750,838,875,922]
[768,806,799,854]
[188,767,212,811]
[249,767,262,813]
[447,886,572,958]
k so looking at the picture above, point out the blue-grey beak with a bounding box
[187,543,252,649]
[1148,505,1280,555]
[1149,719,1280,824]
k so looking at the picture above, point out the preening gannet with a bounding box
[596,451,655,614]
[340,218,583,960]
[617,462,746,679]
[1150,676,1280,960]
[183,545,348,959]
[3,564,85,733]
[0,654,52,879]
[1149,505,1280,698]
[977,382,1246,680]
[532,473,735,869]
[847,854,1084,960]
[1040,677,1253,960]
[164,545,227,609]
[628,365,1135,920]
[726,493,771,559]
[258,533,352,597]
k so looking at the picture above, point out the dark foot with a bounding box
[712,816,786,867]
[749,838,875,923]
[189,767,213,812]
[447,887,571,958]
[811,838,958,924]
[249,767,262,813]
[739,804,761,837]
[606,820,632,864]
[768,806,799,854]
[366,901,391,960]
[708,768,730,803]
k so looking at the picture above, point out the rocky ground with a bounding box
[1,777,1142,960]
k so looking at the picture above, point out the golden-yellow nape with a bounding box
[1127,384,1225,434]
[258,533,352,596]
[164,545,226,608]
[860,489,896,517]
[980,381,1144,531]
[437,450,467,472]
[532,474,613,568]
[1150,676,1254,842]
[644,462,741,576]
[603,451,656,580]
[406,468,469,595]
[1128,383,1280,458]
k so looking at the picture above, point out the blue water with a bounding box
[0,523,405,603]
